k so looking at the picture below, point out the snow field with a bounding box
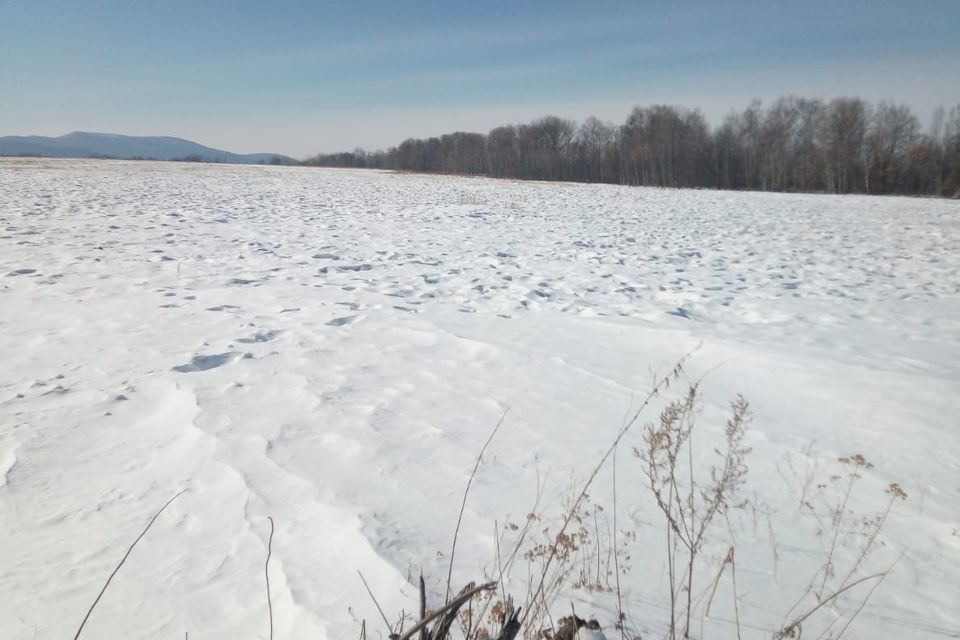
[1,158,958,639]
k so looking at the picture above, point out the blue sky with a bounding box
[2,0,958,157]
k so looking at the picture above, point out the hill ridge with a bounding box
[0,131,296,165]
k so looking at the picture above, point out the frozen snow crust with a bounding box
[1,158,958,639]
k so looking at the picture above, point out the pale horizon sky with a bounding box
[2,0,959,159]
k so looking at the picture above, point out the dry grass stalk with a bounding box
[265,516,275,640]
[518,351,696,633]
[446,410,509,604]
[775,455,908,639]
[637,386,751,639]
[73,489,188,640]
[358,570,395,636]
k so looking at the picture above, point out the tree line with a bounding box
[304,97,960,197]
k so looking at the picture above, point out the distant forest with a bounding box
[305,97,960,197]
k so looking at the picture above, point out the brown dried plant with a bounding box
[635,385,752,640]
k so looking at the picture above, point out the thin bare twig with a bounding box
[612,443,625,640]
[73,489,188,640]
[778,572,887,638]
[832,574,886,639]
[266,516,275,640]
[500,467,545,583]
[495,520,508,604]
[446,409,508,603]
[358,570,394,635]
[730,547,742,640]
[702,547,732,620]
[817,473,857,599]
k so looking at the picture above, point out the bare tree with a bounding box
[577,116,616,183]
[823,98,869,193]
[864,102,919,193]
[307,96,952,197]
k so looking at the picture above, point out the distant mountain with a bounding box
[0,132,297,165]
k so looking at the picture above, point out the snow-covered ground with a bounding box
[1,158,958,639]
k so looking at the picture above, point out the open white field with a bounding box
[1,158,958,639]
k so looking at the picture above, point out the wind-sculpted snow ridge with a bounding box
[0,158,958,639]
